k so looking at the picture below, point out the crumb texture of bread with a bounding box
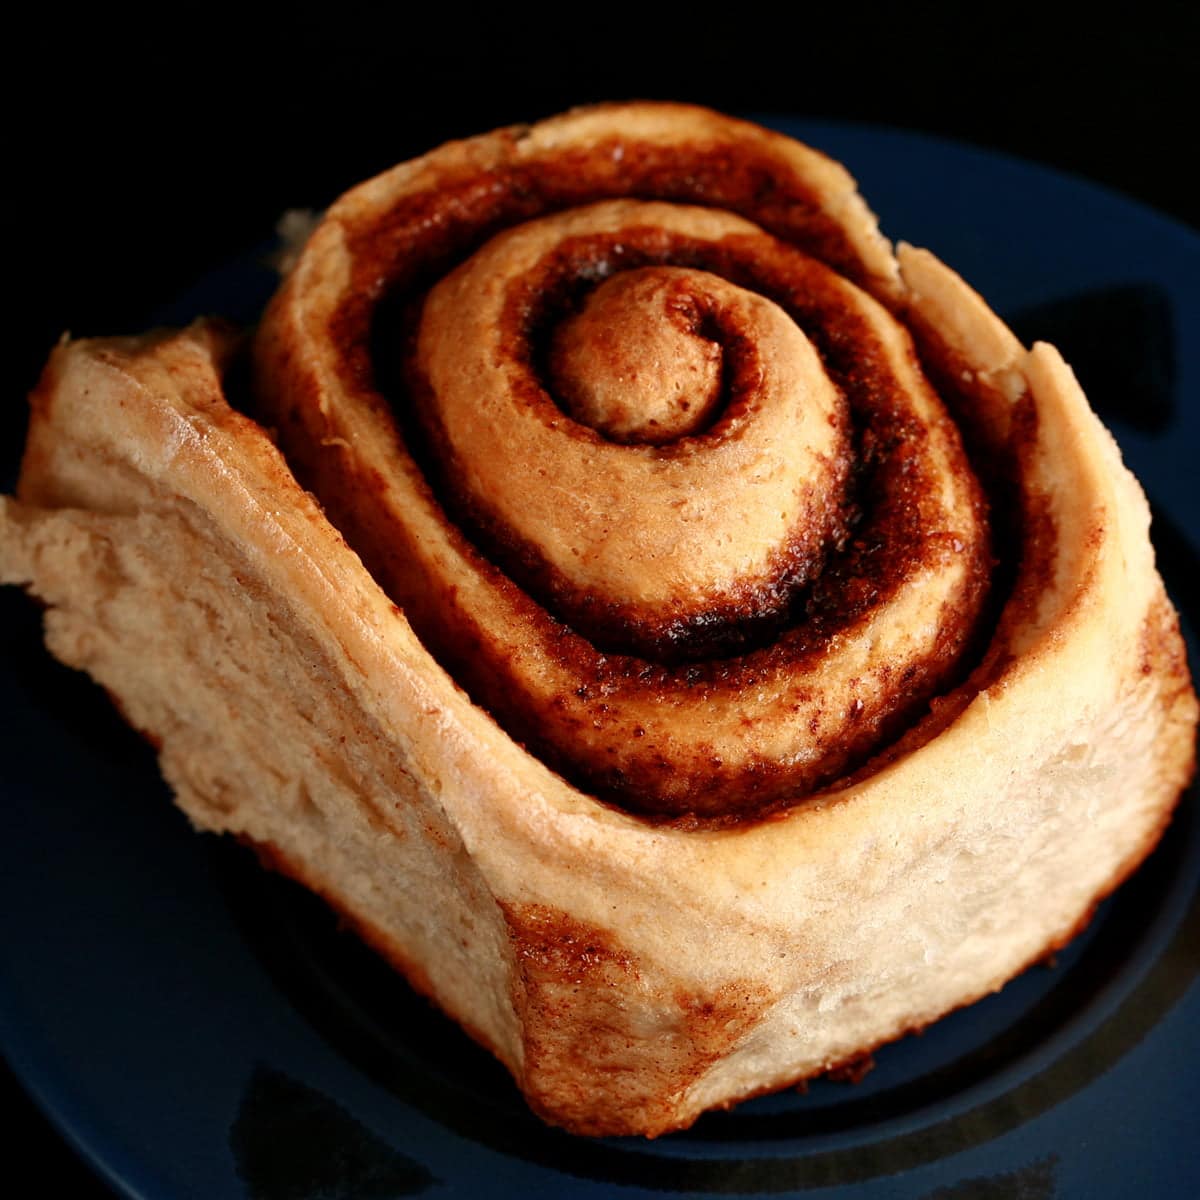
[1,105,1195,1138]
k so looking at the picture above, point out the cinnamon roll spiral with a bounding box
[5,104,1194,1137]
[255,104,997,818]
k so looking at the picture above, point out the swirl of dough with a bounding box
[255,103,995,817]
[413,201,856,652]
[8,104,1193,1139]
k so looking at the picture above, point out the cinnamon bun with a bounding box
[1,103,1195,1136]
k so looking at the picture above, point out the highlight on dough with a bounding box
[1,103,1195,1136]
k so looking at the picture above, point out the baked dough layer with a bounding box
[2,105,1196,1136]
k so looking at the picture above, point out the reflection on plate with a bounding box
[2,121,1198,1199]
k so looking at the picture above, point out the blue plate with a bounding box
[2,120,1198,1199]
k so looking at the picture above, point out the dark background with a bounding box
[5,3,1197,1193]
[11,5,1198,402]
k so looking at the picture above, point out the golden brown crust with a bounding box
[1,104,1196,1138]
[502,900,775,1136]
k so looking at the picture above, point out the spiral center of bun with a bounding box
[413,201,859,658]
[549,268,723,444]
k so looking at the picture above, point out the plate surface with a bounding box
[2,119,1198,1199]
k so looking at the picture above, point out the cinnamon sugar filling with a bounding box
[261,125,1003,817]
